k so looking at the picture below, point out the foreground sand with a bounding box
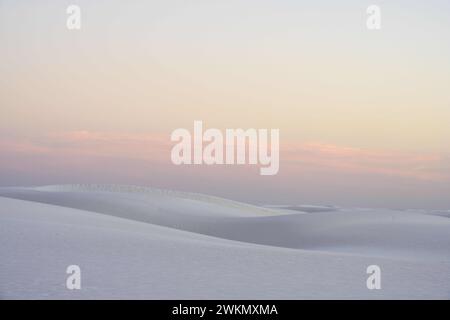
[1,185,449,299]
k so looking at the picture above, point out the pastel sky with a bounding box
[1,0,450,209]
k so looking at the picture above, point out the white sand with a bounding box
[1,185,449,299]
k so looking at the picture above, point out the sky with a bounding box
[1,0,450,209]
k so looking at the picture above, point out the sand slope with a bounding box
[1,185,450,299]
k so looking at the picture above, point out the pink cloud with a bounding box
[1,132,449,183]
[282,142,450,181]
[38,131,173,162]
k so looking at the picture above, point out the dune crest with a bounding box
[1,185,450,299]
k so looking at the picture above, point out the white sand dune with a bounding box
[1,185,450,299]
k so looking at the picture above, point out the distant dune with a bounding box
[1,185,450,299]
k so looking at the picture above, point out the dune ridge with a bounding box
[1,184,450,299]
